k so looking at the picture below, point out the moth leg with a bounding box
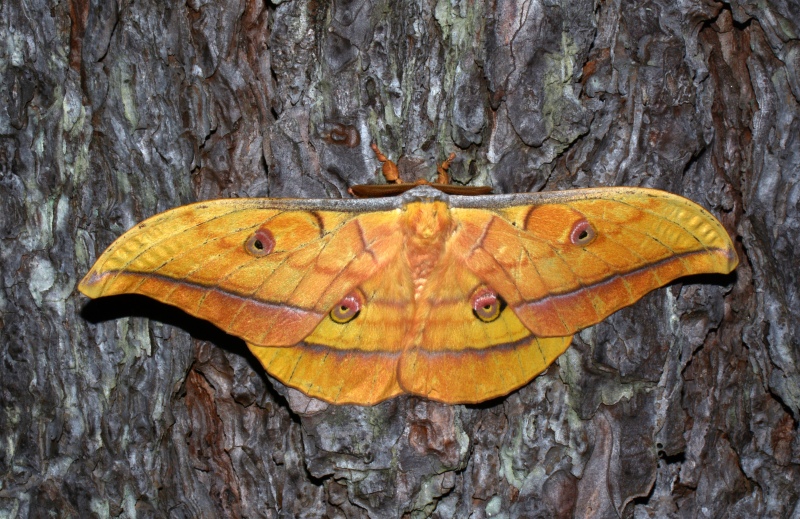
[436,152,456,184]
[370,142,402,184]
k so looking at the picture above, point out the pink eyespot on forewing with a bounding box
[330,291,364,324]
[471,287,505,323]
[570,219,596,246]
[245,229,276,256]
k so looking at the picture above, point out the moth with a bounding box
[79,163,737,405]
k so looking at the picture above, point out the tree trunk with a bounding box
[1,0,798,517]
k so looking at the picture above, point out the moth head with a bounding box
[471,287,506,323]
[330,290,364,324]
[403,200,452,241]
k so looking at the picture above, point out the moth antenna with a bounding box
[437,152,456,184]
[371,142,401,184]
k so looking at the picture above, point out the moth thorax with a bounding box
[402,201,452,298]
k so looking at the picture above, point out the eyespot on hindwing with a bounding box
[471,287,505,323]
[330,291,364,324]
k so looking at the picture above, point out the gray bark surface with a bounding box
[1,0,798,517]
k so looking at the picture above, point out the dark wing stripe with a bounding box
[88,270,319,315]
[300,334,549,356]
[299,342,404,358]
[518,247,731,306]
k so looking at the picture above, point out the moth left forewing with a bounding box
[81,200,264,293]
[79,198,407,349]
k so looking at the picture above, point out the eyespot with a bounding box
[330,291,364,324]
[471,288,506,323]
[570,220,596,246]
[245,229,275,256]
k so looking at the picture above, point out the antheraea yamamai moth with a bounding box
[79,185,737,405]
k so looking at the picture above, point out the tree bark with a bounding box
[1,0,798,517]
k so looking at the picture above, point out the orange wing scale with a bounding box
[79,187,738,405]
